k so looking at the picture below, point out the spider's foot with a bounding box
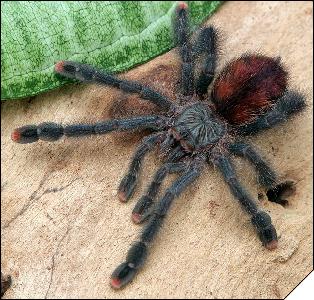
[258,224,278,250]
[11,125,38,144]
[111,242,147,289]
[132,195,153,224]
[131,211,151,224]
[11,123,64,144]
[266,180,296,206]
[110,263,137,289]
[251,211,278,250]
[117,174,137,202]
[54,60,65,73]
[1,272,12,297]
[177,2,188,11]
[54,60,95,82]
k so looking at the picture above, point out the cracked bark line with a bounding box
[43,191,84,299]
[44,226,71,299]
[2,176,81,230]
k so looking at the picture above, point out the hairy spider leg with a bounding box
[132,162,188,224]
[118,132,166,202]
[229,142,294,206]
[12,116,166,144]
[238,90,306,135]
[111,157,204,289]
[193,26,219,97]
[166,144,187,162]
[229,142,277,188]
[54,61,175,111]
[174,2,194,97]
[212,155,278,250]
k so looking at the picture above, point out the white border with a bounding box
[286,271,314,300]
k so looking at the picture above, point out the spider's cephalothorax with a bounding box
[172,103,227,151]
[12,2,306,290]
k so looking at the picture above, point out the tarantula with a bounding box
[11,2,306,290]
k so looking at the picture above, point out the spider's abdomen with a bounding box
[173,103,226,151]
[212,54,288,125]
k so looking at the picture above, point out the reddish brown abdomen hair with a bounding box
[212,54,288,125]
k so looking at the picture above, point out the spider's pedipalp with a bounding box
[213,155,278,249]
[118,132,166,202]
[229,142,277,188]
[238,90,306,135]
[132,162,187,224]
[193,26,219,97]
[174,2,194,96]
[54,61,175,110]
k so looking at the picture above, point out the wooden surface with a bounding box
[1,1,313,299]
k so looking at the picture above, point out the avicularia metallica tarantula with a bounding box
[11,2,306,289]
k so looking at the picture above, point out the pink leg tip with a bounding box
[11,129,21,142]
[54,61,65,73]
[117,191,127,202]
[178,2,188,10]
[132,213,141,224]
[110,278,122,289]
[265,240,278,250]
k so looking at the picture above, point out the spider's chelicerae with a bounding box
[12,2,306,289]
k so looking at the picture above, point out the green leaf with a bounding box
[1,1,222,100]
